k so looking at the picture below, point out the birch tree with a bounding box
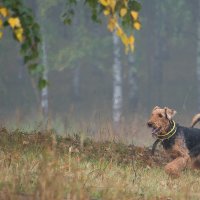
[0,0,42,86]
[112,33,122,128]
[0,0,141,90]
[40,33,49,118]
[33,0,50,119]
[128,53,138,111]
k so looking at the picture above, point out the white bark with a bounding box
[36,0,49,120]
[112,33,122,126]
[197,0,200,111]
[41,33,49,119]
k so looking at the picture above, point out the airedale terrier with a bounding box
[147,106,200,178]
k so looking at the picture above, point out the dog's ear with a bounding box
[164,107,177,120]
[153,106,160,110]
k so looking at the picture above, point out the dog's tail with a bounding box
[191,113,200,127]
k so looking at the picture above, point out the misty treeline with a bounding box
[0,0,200,125]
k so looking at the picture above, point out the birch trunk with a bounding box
[128,53,138,111]
[197,0,200,111]
[41,30,49,119]
[35,0,49,120]
[112,33,122,129]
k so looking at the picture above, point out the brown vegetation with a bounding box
[0,127,198,200]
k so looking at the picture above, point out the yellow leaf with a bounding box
[120,8,127,17]
[107,18,116,32]
[14,28,24,42]
[0,19,3,28]
[110,0,116,12]
[116,27,123,37]
[15,27,23,34]
[129,35,135,44]
[121,34,129,46]
[133,21,141,30]
[99,0,109,6]
[0,7,9,17]
[131,11,139,20]
[8,17,21,29]
[15,33,23,42]
[103,9,110,16]
[0,31,3,39]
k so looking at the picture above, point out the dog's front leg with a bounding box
[164,156,189,178]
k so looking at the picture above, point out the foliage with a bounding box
[0,0,141,89]
[100,0,141,52]
[63,0,142,52]
[0,0,47,88]
[47,2,112,71]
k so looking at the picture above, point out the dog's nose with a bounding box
[147,121,153,127]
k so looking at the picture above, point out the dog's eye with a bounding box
[158,114,163,118]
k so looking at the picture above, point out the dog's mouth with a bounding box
[151,127,161,137]
[147,122,162,137]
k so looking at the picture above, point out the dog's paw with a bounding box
[164,164,180,178]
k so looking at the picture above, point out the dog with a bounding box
[147,106,200,177]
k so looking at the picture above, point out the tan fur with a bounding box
[164,157,188,178]
[164,136,190,177]
[147,106,176,135]
[148,107,191,178]
[191,113,200,127]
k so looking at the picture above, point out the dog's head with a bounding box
[147,106,177,136]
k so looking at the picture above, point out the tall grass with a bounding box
[0,128,199,199]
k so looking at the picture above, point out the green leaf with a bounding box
[20,42,29,54]
[129,0,141,12]
[63,18,71,25]
[24,55,32,64]
[38,78,48,90]
[28,63,37,72]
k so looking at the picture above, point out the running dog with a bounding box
[147,106,200,177]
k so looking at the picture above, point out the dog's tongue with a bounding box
[152,129,157,137]
[151,127,161,137]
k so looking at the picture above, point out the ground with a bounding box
[0,128,199,200]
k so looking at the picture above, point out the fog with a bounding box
[0,0,199,140]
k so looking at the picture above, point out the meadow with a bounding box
[0,123,200,200]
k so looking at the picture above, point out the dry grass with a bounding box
[0,128,199,199]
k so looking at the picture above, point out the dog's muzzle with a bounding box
[147,122,161,136]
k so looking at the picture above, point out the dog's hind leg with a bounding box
[189,145,200,169]
[190,145,200,158]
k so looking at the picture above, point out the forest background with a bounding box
[1,0,199,142]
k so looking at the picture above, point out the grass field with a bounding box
[0,127,200,200]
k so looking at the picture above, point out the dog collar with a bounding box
[156,120,177,141]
